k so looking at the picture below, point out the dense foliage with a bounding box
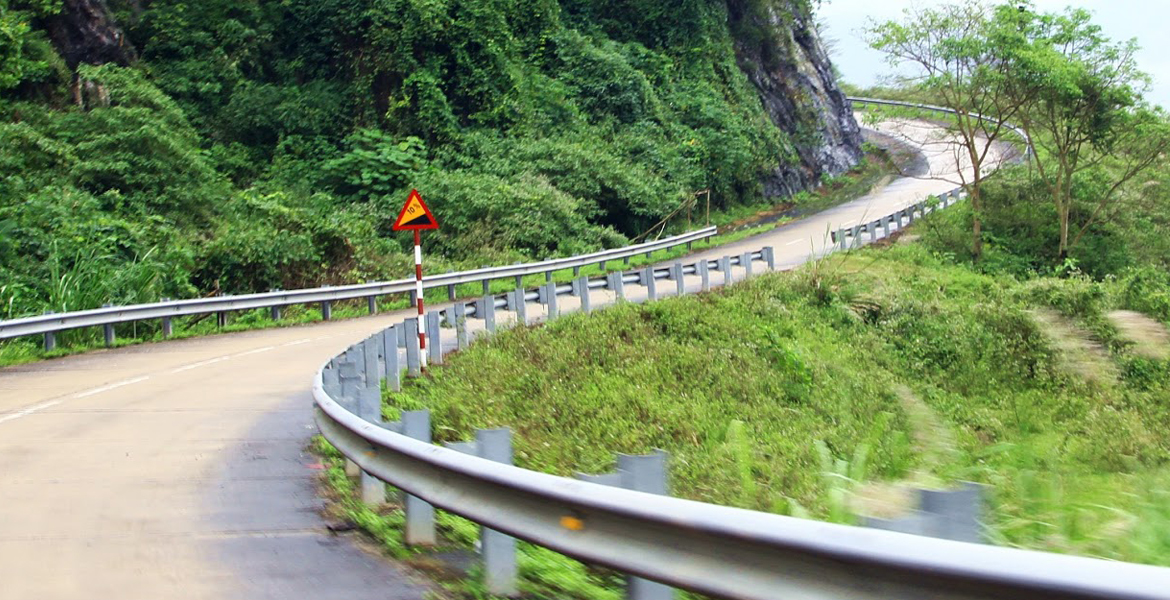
[0,0,821,319]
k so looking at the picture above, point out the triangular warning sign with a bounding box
[393,189,439,231]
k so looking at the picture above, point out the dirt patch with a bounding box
[1031,308,1117,382]
[1108,310,1170,360]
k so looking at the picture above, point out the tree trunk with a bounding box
[1058,204,1071,260]
[971,190,984,261]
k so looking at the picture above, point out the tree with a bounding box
[1005,5,1170,258]
[865,0,1029,261]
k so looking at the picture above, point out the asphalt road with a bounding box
[0,117,1000,599]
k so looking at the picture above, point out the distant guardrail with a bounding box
[0,226,715,348]
[848,96,1033,159]
[313,240,1170,600]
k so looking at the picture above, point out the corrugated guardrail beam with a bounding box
[0,226,715,340]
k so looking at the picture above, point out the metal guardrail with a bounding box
[312,242,1170,599]
[830,184,964,248]
[848,96,1032,158]
[0,226,715,343]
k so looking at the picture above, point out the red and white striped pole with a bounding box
[414,229,427,368]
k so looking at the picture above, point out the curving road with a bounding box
[0,118,1000,599]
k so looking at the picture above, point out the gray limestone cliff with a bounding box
[728,0,863,198]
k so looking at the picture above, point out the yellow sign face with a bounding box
[393,189,438,230]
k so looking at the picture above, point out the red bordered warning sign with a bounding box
[392,189,439,231]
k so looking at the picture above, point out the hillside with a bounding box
[0,0,860,320]
[384,241,1170,578]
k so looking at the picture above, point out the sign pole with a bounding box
[414,229,426,368]
[393,189,440,371]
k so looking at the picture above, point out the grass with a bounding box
[370,240,1170,581]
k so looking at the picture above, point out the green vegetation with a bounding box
[864,0,1170,262]
[368,241,1168,578]
[0,0,835,326]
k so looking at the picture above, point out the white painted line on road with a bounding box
[73,376,151,398]
[170,356,231,373]
[281,338,315,347]
[236,345,276,357]
[0,374,149,424]
[0,400,63,425]
[785,239,803,246]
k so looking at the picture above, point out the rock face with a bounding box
[43,0,136,70]
[729,0,863,198]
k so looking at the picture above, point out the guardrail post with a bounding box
[869,222,878,243]
[270,303,282,321]
[482,273,491,296]
[322,361,341,397]
[920,483,985,543]
[362,339,379,389]
[427,310,442,365]
[478,296,497,332]
[404,318,421,378]
[159,299,174,338]
[572,266,581,276]
[478,428,518,596]
[671,262,685,295]
[698,259,710,291]
[576,277,593,313]
[643,266,657,301]
[400,410,437,546]
[906,205,916,224]
[447,270,457,301]
[881,217,890,239]
[545,270,554,284]
[102,304,115,346]
[368,296,378,314]
[321,300,332,321]
[42,311,56,351]
[544,283,559,319]
[576,451,673,600]
[918,201,927,218]
[719,256,732,286]
[607,271,625,301]
[514,275,523,289]
[409,289,418,310]
[837,229,848,251]
[763,247,775,271]
[358,342,385,507]
[686,240,693,251]
[740,252,753,277]
[509,287,528,326]
[851,225,862,248]
[623,256,630,265]
[383,326,400,392]
[598,260,606,271]
[453,302,469,348]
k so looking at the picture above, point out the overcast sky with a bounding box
[816,0,1170,108]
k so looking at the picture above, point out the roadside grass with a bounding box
[358,241,1170,581]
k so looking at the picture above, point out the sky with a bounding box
[815,0,1170,108]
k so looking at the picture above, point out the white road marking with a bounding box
[785,239,803,246]
[0,400,63,425]
[0,335,329,426]
[73,376,151,398]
